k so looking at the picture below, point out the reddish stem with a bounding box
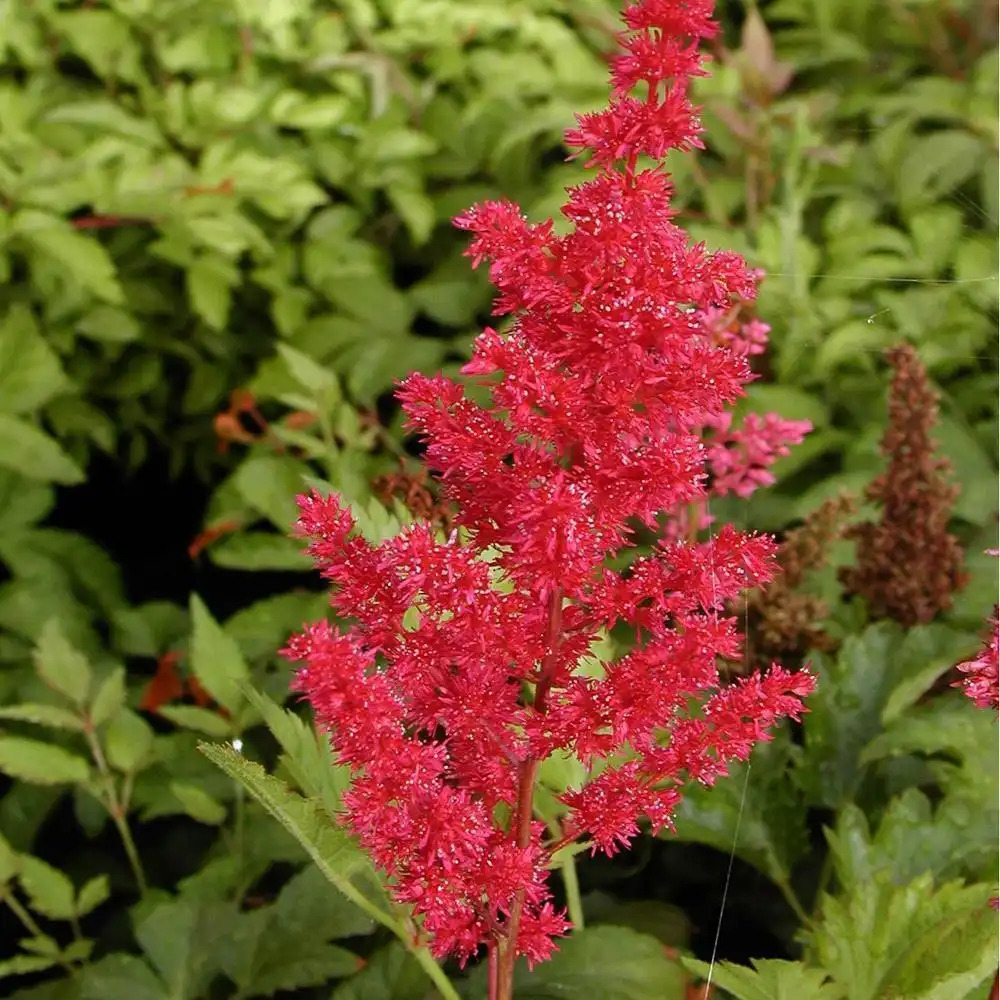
[988,970,998,1000]
[497,587,564,1000]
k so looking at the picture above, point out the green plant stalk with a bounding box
[82,726,148,895]
[548,820,585,931]
[1,890,79,978]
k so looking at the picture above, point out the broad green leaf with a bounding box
[681,957,839,1000]
[81,953,168,1000]
[89,668,127,728]
[197,743,381,923]
[0,416,84,485]
[584,894,689,948]
[801,622,927,808]
[0,737,89,785]
[219,905,361,997]
[331,944,426,1000]
[881,623,978,724]
[18,855,76,920]
[157,705,232,738]
[189,595,250,716]
[272,864,377,941]
[0,305,70,415]
[0,704,84,731]
[505,926,686,1000]
[103,710,155,773]
[168,781,227,825]
[75,875,110,917]
[135,898,230,1000]
[224,591,328,661]
[33,620,92,705]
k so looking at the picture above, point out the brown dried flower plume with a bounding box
[839,343,967,626]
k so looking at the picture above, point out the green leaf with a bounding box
[81,954,168,1000]
[667,727,809,892]
[186,256,235,330]
[90,668,127,728]
[0,416,85,484]
[208,532,312,571]
[156,705,232,738]
[75,874,110,917]
[197,743,381,922]
[801,622,916,808]
[232,454,306,531]
[18,855,76,920]
[505,926,686,999]
[135,898,230,1000]
[243,688,349,817]
[14,211,124,303]
[189,595,250,716]
[276,344,339,399]
[0,830,20,883]
[0,704,84,731]
[33,620,92,705]
[0,737,89,785]
[0,954,60,979]
[331,944,425,1000]
[103,710,155,773]
[934,415,998,526]
[168,781,227,825]
[681,957,839,1000]
[0,305,70,415]
[808,873,997,1000]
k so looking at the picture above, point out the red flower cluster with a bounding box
[284,0,814,977]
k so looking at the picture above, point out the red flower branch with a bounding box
[284,1,814,994]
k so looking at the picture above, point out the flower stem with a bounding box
[82,724,148,895]
[497,588,564,1000]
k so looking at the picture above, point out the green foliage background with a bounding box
[0,0,997,998]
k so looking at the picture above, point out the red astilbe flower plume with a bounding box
[285,0,815,988]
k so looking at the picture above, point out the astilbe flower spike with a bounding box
[284,2,815,995]
[840,343,967,625]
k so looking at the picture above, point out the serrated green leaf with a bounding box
[156,704,232,738]
[186,256,234,330]
[197,743,383,926]
[18,856,76,920]
[681,956,839,1000]
[0,416,85,485]
[90,668,127,728]
[189,595,250,716]
[75,874,110,917]
[809,873,997,1000]
[103,710,155,773]
[33,620,92,705]
[0,704,84,731]
[168,781,227,825]
[0,737,89,785]
[242,688,349,817]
